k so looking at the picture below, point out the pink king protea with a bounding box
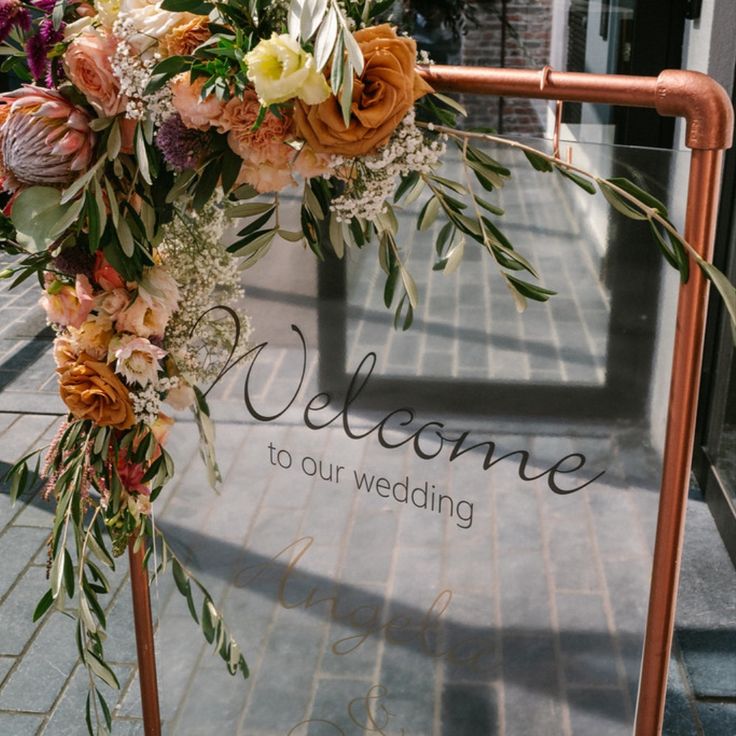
[0,86,96,192]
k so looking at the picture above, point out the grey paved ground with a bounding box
[0,142,734,735]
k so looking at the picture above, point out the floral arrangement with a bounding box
[0,0,734,732]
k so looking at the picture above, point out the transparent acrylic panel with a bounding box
[144,139,686,736]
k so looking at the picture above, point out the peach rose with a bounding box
[98,287,130,318]
[161,16,211,57]
[68,313,114,361]
[58,352,136,429]
[40,274,94,329]
[64,29,126,117]
[115,295,171,338]
[171,74,227,132]
[294,24,433,157]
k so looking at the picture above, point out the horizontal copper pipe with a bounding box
[418,66,733,150]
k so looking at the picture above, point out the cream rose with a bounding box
[244,34,330,107]
[115,296,171,338]
[64,29,126,117]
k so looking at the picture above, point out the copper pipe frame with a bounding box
[421,65,733,735]
[128,66,733,736]
[129,539,161,736]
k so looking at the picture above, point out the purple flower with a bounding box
[31,0,55,11]
[52,244,95,279]
[156,114,210,172]
[0,0,31,43]
[25,18,63,84]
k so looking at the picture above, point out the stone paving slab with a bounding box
[0,148,732,735]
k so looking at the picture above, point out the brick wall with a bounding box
[460,0,554,136]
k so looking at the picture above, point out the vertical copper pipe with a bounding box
[633,148,725,736]
[128,538,162,736]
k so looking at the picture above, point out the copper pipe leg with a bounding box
[128,538,162,736]
[633,149,725,735]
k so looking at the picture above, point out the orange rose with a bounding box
[293,24,433,157]
[58,352,136,429]
[161,16,211,57]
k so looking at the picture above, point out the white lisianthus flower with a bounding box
[244,34,330,107]
[94,0,121,29]
[112,334,167,386]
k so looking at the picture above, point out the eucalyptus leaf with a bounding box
[341,21,364,75]
[107,121,121,161]
[400,266,418,309]
[328,213,345,258]
[11,187,67,252]
[135,126,152,185]
[278,229,304,242]
[115,218,135,257]
[431,92,467,117]
[86,651,119,690]
[340,62,354,128]
[288,0,303,39]
[444,237,465,274]
[226,201,274,218]
[523,149,554,173]
[314,4,338,70]
[301,0,328,40]
[598,180,647,219]
[556,167,596,195]
[418,196,440,231]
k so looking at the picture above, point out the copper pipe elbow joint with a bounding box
[655,70,734,150]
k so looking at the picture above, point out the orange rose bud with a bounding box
[58,352,136,429]
[293,24,433,157]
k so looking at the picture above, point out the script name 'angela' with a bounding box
[238,326,605,495]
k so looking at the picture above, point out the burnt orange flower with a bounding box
[58,352,135,429]
[293,24,433,157]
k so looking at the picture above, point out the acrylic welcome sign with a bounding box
[121,140,688,735]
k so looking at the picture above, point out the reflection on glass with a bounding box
[148,139,681,735]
